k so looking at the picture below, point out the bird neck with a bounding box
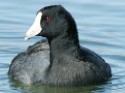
[47,32,80,65]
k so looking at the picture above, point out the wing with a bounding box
[8,39,50,84]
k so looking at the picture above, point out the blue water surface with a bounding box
[0,0,125,93]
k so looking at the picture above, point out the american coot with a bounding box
[8,5,112,86]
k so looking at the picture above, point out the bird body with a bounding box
[8,5,112,86]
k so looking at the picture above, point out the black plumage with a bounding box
[8,5,112,86]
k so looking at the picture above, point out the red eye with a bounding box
[46,16,51,22]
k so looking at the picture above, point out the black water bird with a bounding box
[8,5,112,86]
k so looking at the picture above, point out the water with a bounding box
[0,0,125,93]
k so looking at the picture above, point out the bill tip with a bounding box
[24,37,29,41]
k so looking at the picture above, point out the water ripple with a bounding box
[0,0,125,93]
